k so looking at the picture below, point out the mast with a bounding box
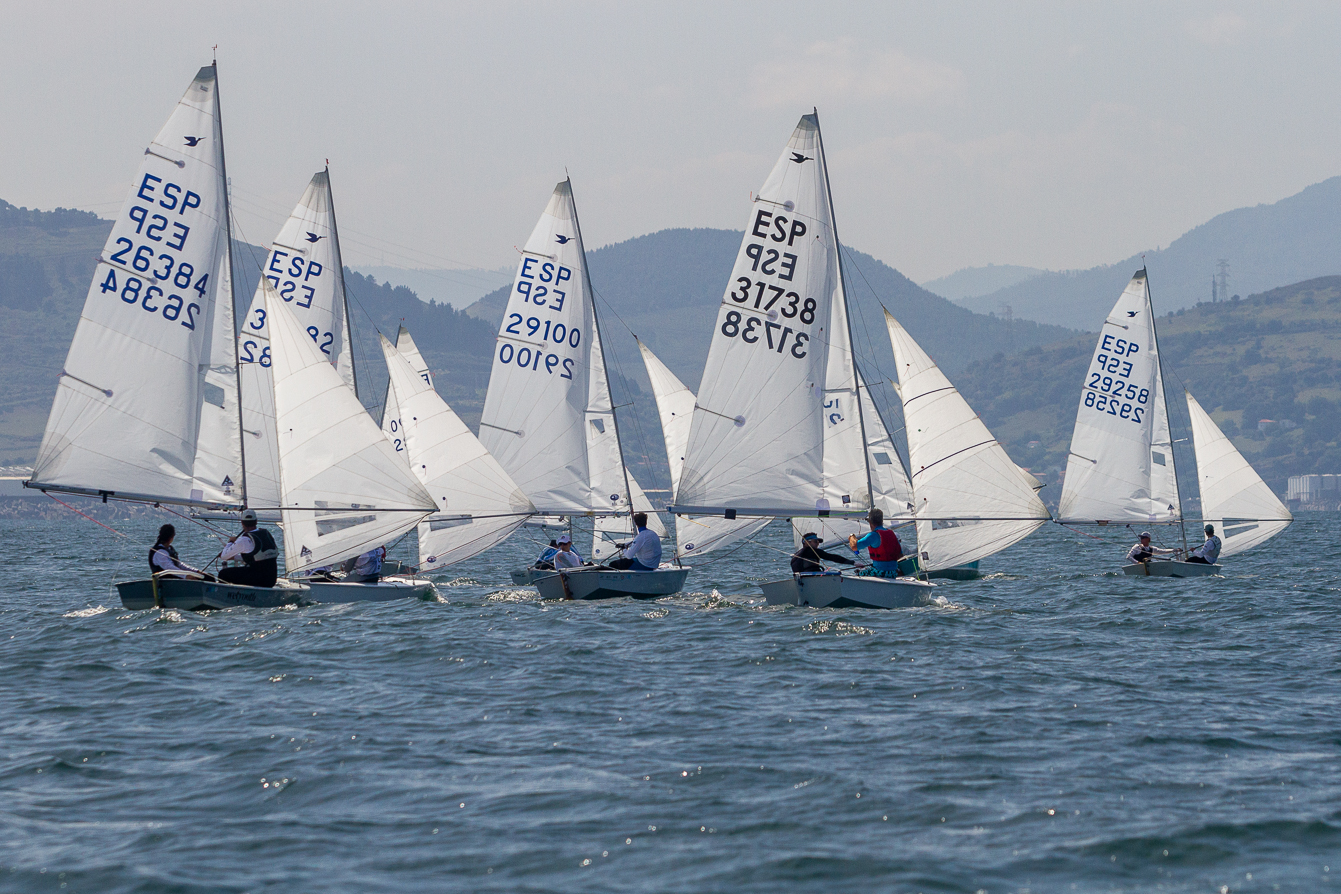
[325,165,360,403]
[214,58,248,508]
[814,109,876,511]
[1147,268,1189,554]
[568,176,635,517]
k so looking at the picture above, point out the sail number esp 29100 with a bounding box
[718,209,815,360]
[499,258,582,380]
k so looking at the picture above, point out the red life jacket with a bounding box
[868,528,902,562]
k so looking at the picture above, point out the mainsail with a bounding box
[885,309,1051,570]
[479,180,631,517]
[1059,270,1180,524]
[1186,391,1292,556]
[676,114,849,517]
[267,287,436,572]
[379,334,534,569]
[637,339,769,559]
[239,169,357,508]
[30,65,243,509]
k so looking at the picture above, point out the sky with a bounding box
[3,1,1340,285]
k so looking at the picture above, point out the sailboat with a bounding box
[884,309,1051,574]
[672,112,934,609]
[1059,269,1291,576]
[378,328,537,571]
[637,339,770,559]
[479,180,688,600]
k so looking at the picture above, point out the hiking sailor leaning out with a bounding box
[847,508,903,577]
[1126,531,1177,565]
[1185,524,1222,565]
[218,509,280,587]
[609,513,662,571]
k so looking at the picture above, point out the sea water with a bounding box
[1,513,1338,893]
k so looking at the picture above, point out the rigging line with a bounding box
[154,503,230,542]
[589,285,666,494]
[45,493,129,538]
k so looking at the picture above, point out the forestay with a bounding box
[677,114,843,516]
[379,334,534,570]
[31,65,242,509]
[592,473,668,563]
[1059,270,1180,524]
[1186,391,1292,557]
[267,288,436,572]
[637,340,769,559]
[239,169,356,508]
[885,310,1050,571]
[381,325,432,452]
[480,181,624,514]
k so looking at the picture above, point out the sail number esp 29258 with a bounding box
[499,258,582,379]
[1082,333,1150,424]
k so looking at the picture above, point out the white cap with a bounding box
[241,508,258,523]
[557,534,571,544]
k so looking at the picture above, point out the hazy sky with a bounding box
[3,1,1340,284]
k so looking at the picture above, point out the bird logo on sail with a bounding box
[1127,310,1139,317]
[790,152,811,164]
[555,234,572,244]
[184,136,204,147]
[305,232,323,243]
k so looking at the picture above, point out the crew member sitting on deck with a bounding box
[609,513,662,571]
[847,509,903,577]
[791,532,856,574]
[343,546,386,583]
[553,534,583,569]
[149,524,215,581]
[534,540,560,570]
[1126,531,1177,565]
[1185,525,1222,565]
[218,509,280,588]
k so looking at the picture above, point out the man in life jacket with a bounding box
[218,509,280,588]
[1185,524,1222,565]
[847,508,903,577]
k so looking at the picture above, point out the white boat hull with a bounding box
[759,572,936,609]
[302,576,437,603]
[116,578,308,611]
[510,567,550,586]
[532,567,690,600]
[1122,560,1221,578]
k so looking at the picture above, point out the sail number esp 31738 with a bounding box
[718,208,816,359]
[1081,333,1150,424]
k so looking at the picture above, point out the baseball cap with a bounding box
[557,534,571,544]
[802,532,820,541]
[241,508,258,523]
[1139,531,1151,539]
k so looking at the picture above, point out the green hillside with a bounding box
[954,275,1341,498]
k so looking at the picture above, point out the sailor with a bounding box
[534,540,560,570]
[218,509,280,588]
[610,512,662,571]
[552,534,583,570]
[148,524,214,581]
[344,546,386,583]
[847,509,903,577]
[791,532,856,574]
[1185,525,1222,565]
[1126,531,1177,565]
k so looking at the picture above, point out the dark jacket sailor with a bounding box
[1126,531,1176,564]
[148,524,214,581]
[218,509,279,587]
[791,532,856,574]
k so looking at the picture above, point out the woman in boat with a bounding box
[1126,532,1178,565]
[149,524,214,581]
[791,532,856,574]
[847,509,903,577]
[1185,525,1222,564]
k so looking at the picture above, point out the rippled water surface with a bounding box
[2,513,1340,893]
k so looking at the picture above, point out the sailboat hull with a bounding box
[759,573,936,609]
[116,578,308,611]
[511,567,551,587]
[532,567,690,601]
[301,576,437,603]
[1122,560,1221,578]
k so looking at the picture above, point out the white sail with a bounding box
[885,309,1050,570]
[592,473,669,562]
[1186,391,1292,557]
[238,170,356,508]
[267,287,436,572]
[480,180,623,514]
[637,339,770,559]
[31,65,242,508]
[585,309,631,516]
[677,114,844,516]
[381,325,432,453]
[1059,270,1180,524]
[791,372,916,548]
[378,334,533,570]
